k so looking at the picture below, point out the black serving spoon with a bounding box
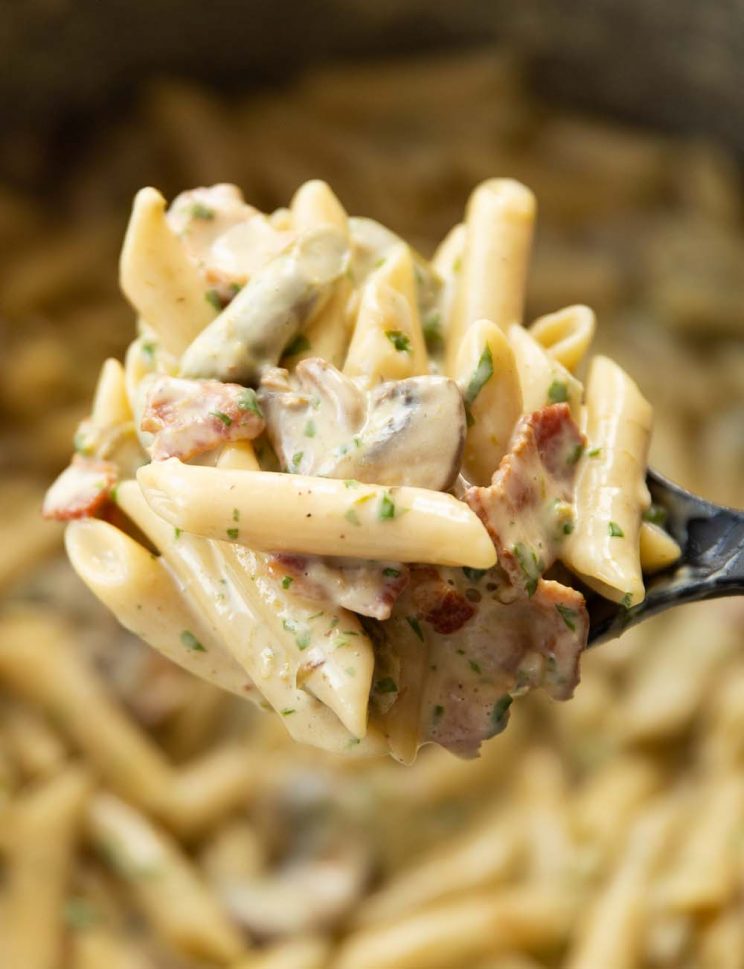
[587,469,744,645]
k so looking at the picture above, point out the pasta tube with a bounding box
[561,355,652,605]
[455,318,523,485]
[344,243,428,382]
[137,460,496,569]
[508,324,583,418]
[290,179,348,234]
[446,178,536,374]
[120,187,216,355]
[2,768,92,969]
[529,304,596,372]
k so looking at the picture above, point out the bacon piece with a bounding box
[417,572,588,758]
[465,404,584,596]
[269,554,409,621]
[409,566,476,634]
[42,455,118,521]
[142,376,265,462]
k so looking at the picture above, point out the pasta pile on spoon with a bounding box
[43,178,680,760]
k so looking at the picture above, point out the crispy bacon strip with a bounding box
[142,376,265,462]
[42,455,118,521]
[409,566,476,634]
[465,404,585,595]
[269,554,409,621]
[414,571,588,758]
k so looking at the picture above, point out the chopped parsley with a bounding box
[205,288,222,311]
[284,333,311,356]
[378,491,396,520]
[620,592,633,610]
[464,345,494,407]
[562,521,574,535]
[174,527,182,539]
[226,527,239,540]
[608,521,625,538]
[237,388,263,418]
[547,379,569,404]
[190,202,215,220]
[344,507,361,526]
[141,341,156,361]
[567,443,585,465]
[433,704,445,722]
[385,330,412,353]
[513,542,542,597]
[304,419,316,438]
[383,567,401,578]
[375,677,398,694]
[295,629,311,650]
[343,479,358,489]
[281,708,295,716]
[587,447,602,458]
[643,504,668,527]
[469,659,482,675]
[281,575,293,589]
[407,616,424,641]
[555,603,577,631]
[210,410,233,427]
[491,694,513,730]
[232,508,240,522]
[291,451,303,470]
[180,630,206,652]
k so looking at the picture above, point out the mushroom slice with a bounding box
[260,358,465,490]
[179,227,349,384]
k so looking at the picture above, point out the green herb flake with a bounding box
[281,575,293,589]
[210,410,233,428]
[229,281,243,295]
[190,202,215,220]
[513,543,542,597]
[609,521,625,538]
[469,659,482,675]
[344,479,358,489]
[205,288,222,311]
[291,451,303,470]
[378,492,396,521]
[643,504,668,527]
[304,419,316,438]
[555,603,577,631]
[620,592,633,610]
[562,521,574,535]
[568,443,585,466]
[141,341,156,361]
[464,345,494,407]
[383,567,401,578]
[281,708,295,716]
[284,333,311,357]
[174,527,182,539]
[232,507,240,522]
[226,527,239,540]
[433,704,445,722]
[547,379,569,404]
[180,630,206,652]
[237,388,263,418]
[307,611,325,620]
[344,507,361,526]
[385,330,412,353]
[375,677,398,694]
[295,629,311,651]
[587,447,601,458]
[373,257,386,269]
[407,616,424,641]
[491,694,513,729]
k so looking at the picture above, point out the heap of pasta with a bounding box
[43,178,680,760]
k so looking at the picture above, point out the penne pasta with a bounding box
[120,187,216,355]
[446,178,536,374]
[291,179,349,235]
[455,318,523,484]
[561,355,652,606]
[137,460,496,568]
[639,520,681,573]
[508,323,583,418]
[529,304,596,373]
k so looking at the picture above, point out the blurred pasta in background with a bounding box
[0,49,743,969]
